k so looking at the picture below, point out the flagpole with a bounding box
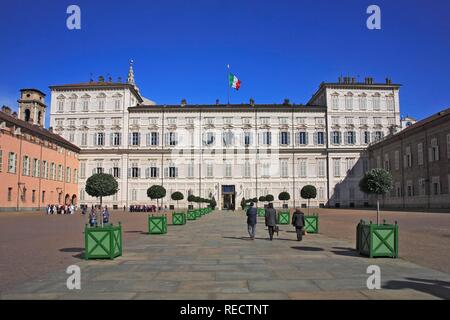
[227,64,230,105]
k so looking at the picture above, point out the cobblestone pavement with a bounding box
[2,210,449,300]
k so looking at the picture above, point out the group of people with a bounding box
[87,205,110,227]
[128,205,158,212]
[46,204,76,215]
[246,202,305,241]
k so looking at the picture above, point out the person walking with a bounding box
[292,208,306,241]
[102,206,110,226]
[246,202,257,240]
[265,202,277,241]
[89,205,97,227]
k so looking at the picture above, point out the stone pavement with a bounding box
[2,210,450,300]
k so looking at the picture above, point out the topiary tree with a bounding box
[147,185,166,211]
[278,191,291,207]
[265,194,274,202]
[301,185,317,215]
[258,196,267,202]
[171,191,184,209]
[85,173,118,208]
[359,168,393,224]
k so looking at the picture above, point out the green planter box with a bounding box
[357,220,398,258]
[172,212,186,225]
[194,209,202,218]
[148,215,168,234]
[278,211,290,224]
[257,208,265,217]
[304,214,319,234]
[187,210,197,220]
[84,223,122,260]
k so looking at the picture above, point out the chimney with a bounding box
[1,105,11,114]
[98,76,105,82]
[386,78,392,85]
[215,99,220,105]
[351,77,355,84]
[12,112,18,118]
[249,98,255,106]
[283,98,290,106]
[338,76,343,83]
[181,99,187,106]
[48,126,53,133]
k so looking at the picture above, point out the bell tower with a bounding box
[18,89,47,127]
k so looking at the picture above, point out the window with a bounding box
[70,100,76,112]
[166,132,178,146]
[223,117,233,125]
[244,161,251,177]
[419,178,426,196]
[96,132,105,146]
[42,191,45,203]
[298,132,308,145]
[345,131,356,145]
[131,163,140,179]
[167,117,176,125]
[373,95,381,110]
[317,159,325,177]
[8,152,17,173]
[82,100,89,112]
[113,167,121,178]
[131,189,137,201]
[42,161,48,179]
[204,132,215,146]
[260,117,270,125]
[57,100,64,112]
[418,143,424,166]
[447,134,450,159]
[81,133,87,146]
[68,132,75,143]
[299,159,307,178]
[429,138,439,162]
[373,131,384,142]
[242,117,251,125]
[114,99,121,111]
[167,166,178,178]
[111,132,121,146]
[280,131,290,145]
[8,187,12,201]
[224,162,232,177]
[261,162,270,177]
[74,169,78,183]
[333,159,341,177]
[22,156,30,176]
[204,117,214,125]
[346,158,355,176]
[315,118,325,126]
[243,132,252,146]
[331,131,341,145]
[386,96,395,111]
[362,131,370,145]
[315,132,325,145]
[147,132,159,146]
[187,162,194,178]
[280,159,288,177]
[384,154,390,171]
[260,131,272,145]
[395,150,400,170]
[331,94,339,110]
[206,163,213,177]
[131,132,140,146]
[345,93,353,110]
[360,117,368,126]
[359,95,367,110]
[50,163,56,180]
[222,131,234,146]
[297,117,306,125]
[57,165,63,181]
[279,117,288,125]
[80,162,86,178]
[331,117,339,125]
[66,167,71,183]
[98,99,105,112]
[32,159,40,177]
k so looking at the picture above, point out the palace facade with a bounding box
[49,64,402,210]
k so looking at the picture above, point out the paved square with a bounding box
[1,210,450,300]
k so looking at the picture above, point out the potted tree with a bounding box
[358,168,398,258]
[277,192,291,224]
[278,191,290,209]
[301,185,319,233]
[147,185,168,234]
[171,191,185,225]
[84,173,121,259]
[187,194,197,220]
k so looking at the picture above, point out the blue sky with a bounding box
[0,0,449,126]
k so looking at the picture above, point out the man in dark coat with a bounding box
[292,208,306,241]
[246,202,257,240]
[265,203,277,241]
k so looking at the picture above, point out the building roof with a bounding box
[20,88,46,96]
[368,107,450,149]
[49,82,143,103]
[0,110,80,153]
[129,103,326,113]
[307,81,402,105]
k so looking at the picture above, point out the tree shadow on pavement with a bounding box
[384,278,450,299]
[291,246,324,252]
[60,247,84,253]
[331,247,362,258]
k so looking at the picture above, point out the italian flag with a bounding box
[229,73,241,90]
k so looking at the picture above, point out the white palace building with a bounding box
[49,63,402,210]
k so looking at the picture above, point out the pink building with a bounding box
[0,89,80,211]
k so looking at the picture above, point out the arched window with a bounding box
[24,109,31,122]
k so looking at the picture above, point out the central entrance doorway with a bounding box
[222,185,235,210]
